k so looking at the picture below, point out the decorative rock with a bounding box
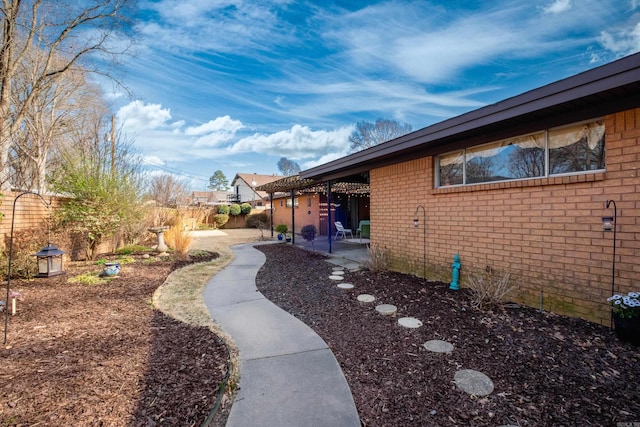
[375,304,397,316]
[398,317,423,328]
[357,294,375,303]
[331,270,345,275]
[454,369,494,396]
[423,340,454,353]
[329,275,343,281]
[337,283,354,290]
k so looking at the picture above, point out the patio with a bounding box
[291,234,371,266]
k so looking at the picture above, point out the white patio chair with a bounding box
[334,221,353,240]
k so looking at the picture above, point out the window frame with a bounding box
[435,118,605,188]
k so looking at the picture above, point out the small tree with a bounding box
[208,170,229,191]
[50,127,144,260]
[217,204,230,215]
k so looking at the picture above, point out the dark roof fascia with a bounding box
[301,53,640,182]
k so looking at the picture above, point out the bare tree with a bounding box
[9,47,106,192]
[277,157,300,176]
[508,147,545,178]
[0,0,132,191]
[148,173,190,207]
[348,118,412,153]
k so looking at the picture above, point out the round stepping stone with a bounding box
[329,275,343,280]
[398,317,422,328]
[454,369,494,396]
[375,304,397,316]
[357,294,375,303]
[337,283,354,290]
[423,340,454,353]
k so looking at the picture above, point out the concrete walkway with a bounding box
[204,243,361,427]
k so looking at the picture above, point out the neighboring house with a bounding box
[190,191,232,206]
[300,53,640,326]
[230,173,282,207]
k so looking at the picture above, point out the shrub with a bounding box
[0,228,48,279]
[213,214,229,228]
[275,224,288,234]
[240,203,252,215]
[246,212,268,228]
[364,245,388,273]
[466,268,515,311]
[300,225,317,241]
[164,225,192,259]
[229,203,241,216]
[217,204,230,215]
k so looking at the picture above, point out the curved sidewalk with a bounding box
[204,243,361,427]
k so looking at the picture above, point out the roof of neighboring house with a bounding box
[301,52,640,182]
[232,173,283,199]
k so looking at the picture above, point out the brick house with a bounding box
[300,53,640,326]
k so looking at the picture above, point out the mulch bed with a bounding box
[0,253,229,426]
[255,244,640,427]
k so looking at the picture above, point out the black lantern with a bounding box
[33,243,65,277]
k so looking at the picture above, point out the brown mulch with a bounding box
[254,244,640,427]
[0,252,229,426]
[2,243,638,426]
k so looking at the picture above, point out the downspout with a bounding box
[327,180,332,254]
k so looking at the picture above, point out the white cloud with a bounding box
[185,116,244,136]
[117,100,173,132]
[543,0,572,14]
[229,124,353,159]
[600,22,640,56]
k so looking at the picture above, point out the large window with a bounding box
[437,119,604,187]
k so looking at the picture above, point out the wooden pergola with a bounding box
[255,174,369,251]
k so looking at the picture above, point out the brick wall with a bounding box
[270,194,321,235]
[370,109,640,325]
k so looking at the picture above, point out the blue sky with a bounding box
[109,0,640,190]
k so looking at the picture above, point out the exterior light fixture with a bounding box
[413,217,419,228]
[602,216,613,231]
[33,243,65,278]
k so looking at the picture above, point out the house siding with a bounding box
[370,108,640,326]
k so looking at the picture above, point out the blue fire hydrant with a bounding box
[450,254,460,290]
